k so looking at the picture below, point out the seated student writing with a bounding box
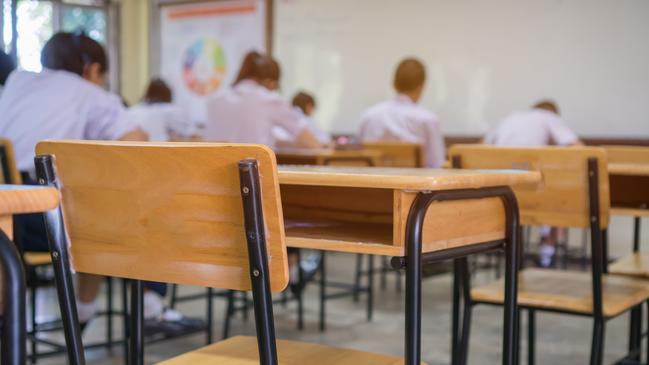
[128,78,200,141]
[274,91,331,147]
[0,32,201,335]
[484,100,582,267]
[358,57,445,167]
[204,51,321,149]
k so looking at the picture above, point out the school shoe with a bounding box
[290,251,323,295]
[144,308,205,337]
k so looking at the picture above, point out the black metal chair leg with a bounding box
[129,280,144,365]
[206,287,213,344]
[169,283,178,310]
[646,301,649,365]
[222,290,234,339]
[633,217,641,253]
[503,224,520,365]
[121,279,128,365]
[353,253,362,302]
[458,258,472,365]
[106,276,113,352]
[451,259,462,365]
[630,306,641,361]
[367,254,374,322]
[528,309,536,365]
[590,318,605,365]
[380,256,388,290]
[29,284,37,363]
[319,251,327,332]
[0,230,27,365]
[297,249,304,330]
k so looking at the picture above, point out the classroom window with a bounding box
[16,0,53,72]
[61,4,107,43]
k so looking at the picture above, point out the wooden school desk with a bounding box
[0,185,59,365]
[277,166,540,365]
[275,148,382,166]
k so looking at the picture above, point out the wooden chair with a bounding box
[0,184,59,365]
[361,142,424,167]
[35,140,409,365]
[605,146,649,361]
[448,145,649,365]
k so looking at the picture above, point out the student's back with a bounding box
[485,102,579,147]
[358,58,445,167]
[0,69,135,171]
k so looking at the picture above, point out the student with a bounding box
[128,78,198,141]
[204,51,321,149]
[358,57,445,167]
[484,100,582,267]
[292,91,330,144]
[484,100,582,146]
[0,50,16,96]
[0,32,199,335]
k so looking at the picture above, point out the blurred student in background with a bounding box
[204,51,321,149]
[484,100,582,267]
[0,50,16,96]
[358,57,445,167]
[0,32,200,335]
[128,78,200,141]
[292,91,330,144]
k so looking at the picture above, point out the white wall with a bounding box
[274,0,649,137]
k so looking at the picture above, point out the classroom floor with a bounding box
[34,216,648,365]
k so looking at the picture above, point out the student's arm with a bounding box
[87,91,149,142]
[270,97,323,148]
[547,115,581,146]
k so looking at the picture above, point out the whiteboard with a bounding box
[274,0,649,137]
[159,0,266,123]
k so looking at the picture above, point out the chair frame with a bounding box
[35,154,280,365]
[0,228,27,365]
[452,155,644,365]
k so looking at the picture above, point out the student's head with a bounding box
[533,100,560,115]
[41,32,108,86]
[393,58,426,102]
[233,51,274,87]
[143,78,172,104]
[292,91,316,116]
[264,58,281,91]
[0,50,15,86]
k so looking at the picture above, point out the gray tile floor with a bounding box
[33,216,648,364]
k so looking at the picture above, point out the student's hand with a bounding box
[119,128,149,142]
[295,129,324,149]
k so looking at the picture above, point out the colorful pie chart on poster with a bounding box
[182,38,227,96]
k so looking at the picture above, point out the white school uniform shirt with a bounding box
[484,109,578,146]
[204,80,307,148]
[358,94,446,168]
[273,107,330,145]
[0,69,138,172]
[127,102,196,141]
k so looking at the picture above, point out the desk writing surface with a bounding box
[278,166,540,255]
[278,165,541,191]
[275,148,381,166]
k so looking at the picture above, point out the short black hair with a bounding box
[393,58,426,93]
[533,100,559,115]
[233,51,273,85]
[292,91,315,113]
[0,50,16,86]
[40,32,108,76]
[144,78,173,104]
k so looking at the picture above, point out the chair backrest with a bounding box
[36,141,288,293]
[448,145,610,229]
[361,142,423,167]
[605,145,649,164]
[0,139,23,185]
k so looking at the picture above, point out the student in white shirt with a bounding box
[0,33,201,334]
[0,50,15,97]
[128,78,198,141]
[358,58,445,168]
[485,100,582,267]
[204,51,321,149]
[274,91,331,146]
[484,101,581,147]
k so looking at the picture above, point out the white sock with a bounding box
[76,300,98,323]
[143,291,165,320]
[289,264,299,284]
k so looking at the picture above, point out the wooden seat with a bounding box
[157,336,418,365]
[472,268,649,318]
[610,253,649,279]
